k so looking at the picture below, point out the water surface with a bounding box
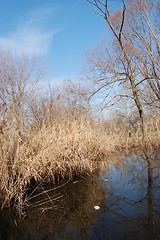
[0,148,160,240]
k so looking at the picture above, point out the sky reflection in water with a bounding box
[0,149,160,240]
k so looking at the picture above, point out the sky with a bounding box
[0,0,109,84]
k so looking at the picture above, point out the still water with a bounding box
[0,148,160,240]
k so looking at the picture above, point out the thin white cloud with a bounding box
[0,28,55,56]
[0,6,59,57]
[28,6,57,25]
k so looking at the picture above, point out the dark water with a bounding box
[0,148,160,240]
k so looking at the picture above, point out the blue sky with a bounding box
[0,0,109,83]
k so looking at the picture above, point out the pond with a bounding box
[0,148,160,240]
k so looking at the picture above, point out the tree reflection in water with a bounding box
[0,148,160,240]
[101,147,160,240]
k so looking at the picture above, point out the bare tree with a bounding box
[86,0,160,136]
[123,0,160,109]
[62,79,91,117]
[0,52,42,134]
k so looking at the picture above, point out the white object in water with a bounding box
[105,178,108,182]
[94,205,100,210]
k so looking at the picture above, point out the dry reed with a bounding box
[0,100,159,214]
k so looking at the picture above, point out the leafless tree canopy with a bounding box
[0,52,42,134]
[86,0,160,134]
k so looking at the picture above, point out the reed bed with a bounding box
[0,104,159,214]
[0,53,159,215]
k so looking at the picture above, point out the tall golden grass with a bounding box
[0,99,159,214]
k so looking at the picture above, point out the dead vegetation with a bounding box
[0,52,159,215]
[0,103,159,214]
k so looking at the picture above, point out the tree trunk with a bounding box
[129,76,145,138]
[120,42,145,138]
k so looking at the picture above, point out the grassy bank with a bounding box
[0,108,159,214]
